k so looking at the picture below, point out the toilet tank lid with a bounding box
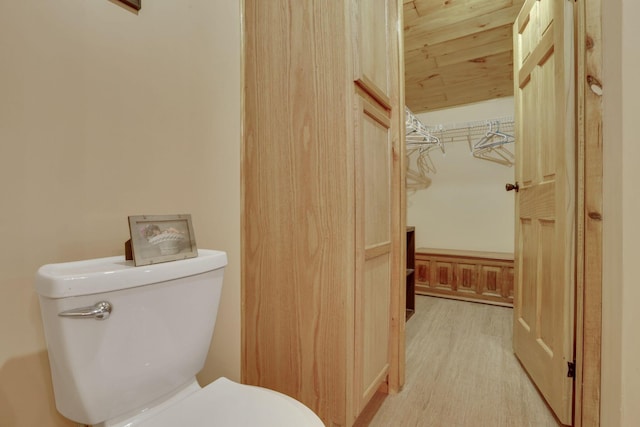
[34,249,227,299]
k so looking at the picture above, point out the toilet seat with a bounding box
[134,377,324,427]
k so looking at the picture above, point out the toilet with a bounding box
[34,249,324,427]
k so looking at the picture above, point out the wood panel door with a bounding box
[512,0,575,425]
[353,0,393,108]
[354,95,392,417]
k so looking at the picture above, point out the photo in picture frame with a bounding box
[128,214,197,266]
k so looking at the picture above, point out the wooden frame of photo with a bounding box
[128,214,197,266]
[117,0,141,11]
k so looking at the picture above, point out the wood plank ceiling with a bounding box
[404,0,526,113]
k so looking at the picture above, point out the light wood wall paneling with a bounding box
[242,1,354,424]
[353,0,404,419]
[243,0,403,425]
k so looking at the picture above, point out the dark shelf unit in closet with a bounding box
[406,226,416,320]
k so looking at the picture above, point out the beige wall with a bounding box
[602,0,640,425]
[0,1,241,426]
[408,98,515,252]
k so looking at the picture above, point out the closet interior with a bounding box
[405,102,517,307]
[406,108,516,190]
[403,0,522,308]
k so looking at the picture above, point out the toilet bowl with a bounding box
[34,249,324,426]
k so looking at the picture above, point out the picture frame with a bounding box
[117,0,141,11]
[128,214,197,266]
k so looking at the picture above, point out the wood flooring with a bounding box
[357,296,561,426]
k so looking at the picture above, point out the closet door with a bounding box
[353,94,392,417]
[512,0,575,424]
[353,0,392,107]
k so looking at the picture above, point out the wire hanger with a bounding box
[473,120,515,150]
[405,108,445,190]
[404,109,517,191]
[470,120,515,167]
[405,108,445,154]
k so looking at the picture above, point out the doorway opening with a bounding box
[397,1,602,426]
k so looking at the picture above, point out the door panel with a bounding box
[519,218,535,331]
[353,0,392,107]
[362,253,391,397]
[354,95,392,416]
[363,110,391,246]
[513,0,575,424]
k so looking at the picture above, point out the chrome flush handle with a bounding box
[58,301,112,320]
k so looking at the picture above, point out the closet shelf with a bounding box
[405,107,516,175]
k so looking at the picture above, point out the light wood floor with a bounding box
[359,296,561,427]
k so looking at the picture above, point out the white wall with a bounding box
[0,1,241,426]
[408,97,515,253]
[601,0,640,425]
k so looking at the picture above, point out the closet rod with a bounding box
[427,116,514,134]
[426,117,514,144]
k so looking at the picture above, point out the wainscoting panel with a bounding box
[415,248,514,307]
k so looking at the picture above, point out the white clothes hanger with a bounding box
[473,120,515,150]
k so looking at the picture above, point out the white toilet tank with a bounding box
[34,249,227,426]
